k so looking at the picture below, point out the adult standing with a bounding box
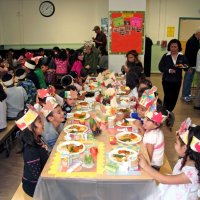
[159,39,188,112]
[181,27,200,102]
[92,26,107,50]
[194,49,200,110]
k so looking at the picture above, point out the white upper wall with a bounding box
[146,0,200,43]
[0,0,108,45]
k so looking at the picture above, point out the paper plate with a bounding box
[64,124,88,134]
[116,131,142,145]
[57,141,85,155]
[109,148,137,164]
[73,111,90,120]
[77,101,90,109]
[116,119,133,128]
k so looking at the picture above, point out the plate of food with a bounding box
[116,131,142,145]
[64,124,88,134]
[175,64,188,69]
[117,107,130,113]
[116,118,135,127]
[57,141,85,155]
[119,97,130,106]
[109,148,137,164]
[77,101,89,109]
[73,111,90,120]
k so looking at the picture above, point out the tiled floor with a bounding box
[0,74,199,200]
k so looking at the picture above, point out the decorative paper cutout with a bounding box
[15,109,38,130]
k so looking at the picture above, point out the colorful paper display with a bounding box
[110,11,145,54]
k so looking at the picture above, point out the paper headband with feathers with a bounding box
[40,98,58,118]
[178,118,200,153]
[139,86,157,109]
[145,110,168,124]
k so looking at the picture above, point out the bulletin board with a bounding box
[110,11,145,54]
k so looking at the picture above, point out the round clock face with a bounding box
[39,1,55,17]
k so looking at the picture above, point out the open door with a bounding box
[178,17,200,53]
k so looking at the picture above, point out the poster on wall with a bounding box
[110,11,145,54]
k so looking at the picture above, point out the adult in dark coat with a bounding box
[181,27,200,102]
[159,39,188,112]
[92,26,107,50]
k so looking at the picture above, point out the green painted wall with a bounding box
[151,44,167,73]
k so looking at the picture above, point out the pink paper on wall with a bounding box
[130,17,142,29]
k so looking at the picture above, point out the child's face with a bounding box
[78,53,84,61]
[137,104,148,118]
[41,65,48,73]
[143,117,158,131]
[174,135,186,157]
[34,116,44,136]
[138,83,148,91]
[65,97,77,107]
[127,54,135,62]
[52,106,64,123]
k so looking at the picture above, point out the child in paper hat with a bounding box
[141,105,174,171]
[2,73,28,119]
[16,108,49,197]
[129,86,158,122]
[55,85,78,120]
[15,68,37,105]
[40,98,64,150]
[139,118,200,200]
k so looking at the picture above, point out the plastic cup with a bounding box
[108,116,116,129]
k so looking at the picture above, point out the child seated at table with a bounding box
[59,74,74,98]
[2,73,28,120]
[55,85,78,120]
[126,70,139,99]
[15,68,37,105]
[141,106,174,171]
[130,86,158,122]
[69,71,82,91]
[41,98,64,150]
[139,118,200,199]
[16,108,49,197]
[0,84,7,132]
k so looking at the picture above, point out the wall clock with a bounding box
[39,1,55,17]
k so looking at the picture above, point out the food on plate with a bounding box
[74,112,86,119]
[62,143,84,153]
[65,125,87,133]
[118,108,130,113]
[118,133,137,142]
[79,101,89,106]
[112,149,132,162]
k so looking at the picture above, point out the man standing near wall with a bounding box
[92,26,107,50]
[181,27,200,102]
[194,49,200,110]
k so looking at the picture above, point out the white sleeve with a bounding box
[143,131,157,145]
[182,166,199,184]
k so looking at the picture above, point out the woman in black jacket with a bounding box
[159,39,188,111]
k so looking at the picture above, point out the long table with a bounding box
[33,116,157,200]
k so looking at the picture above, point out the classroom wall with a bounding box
[0,0,199,73]
[0,0,108,49]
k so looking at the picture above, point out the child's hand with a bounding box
[138,154,149,169]
[85,65,90,69]
[133,119,142,128]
